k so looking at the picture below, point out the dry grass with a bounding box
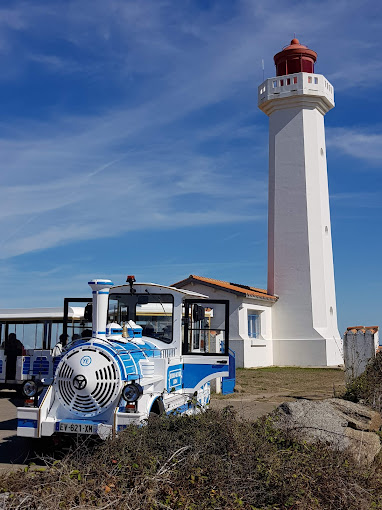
[1,368,378,510]
[236,367,346,398]
[1,410,382,510]
[211,367,347,427]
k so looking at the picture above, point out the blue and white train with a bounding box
[17,277,234,439]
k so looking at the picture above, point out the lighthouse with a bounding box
[258,39,343,366]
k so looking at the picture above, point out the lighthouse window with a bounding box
[286,78,291,85]
[314,77,318,84]
[308,76,312,83]
[293,76,298,84]
[273,80,277,88]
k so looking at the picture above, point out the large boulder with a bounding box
[273,398,382,465]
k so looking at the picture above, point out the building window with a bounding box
[248,313,260,338]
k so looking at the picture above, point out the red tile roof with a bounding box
[346,326,379,334]
[172,275,277,302]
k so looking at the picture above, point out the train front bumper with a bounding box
[17,407,143,439]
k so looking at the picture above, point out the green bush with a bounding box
[344,351,382,411]
[1,410,382,509]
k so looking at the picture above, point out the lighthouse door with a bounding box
[182,300,229,390]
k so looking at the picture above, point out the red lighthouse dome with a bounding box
[274,38,317,76]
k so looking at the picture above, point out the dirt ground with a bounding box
[210,366,346,421]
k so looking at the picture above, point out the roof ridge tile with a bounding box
[172,275,277,301]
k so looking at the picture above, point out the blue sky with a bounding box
[0,0,381,334]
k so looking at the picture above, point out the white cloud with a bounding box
[0,0,380,265]
[327,128,382,164]
[1,0,380,90]
[0,7,26,31]
[331,191,380,201]
[0,258,267,308]
[0,130,267,259]
[27,53,85,74]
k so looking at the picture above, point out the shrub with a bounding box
[1,410,382,509]
[344,351,382,411]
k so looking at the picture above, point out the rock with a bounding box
[233,384,245,393]
[273,398,381,465]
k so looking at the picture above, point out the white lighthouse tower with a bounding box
[258,38,343,366]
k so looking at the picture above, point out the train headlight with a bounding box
[22,379,43,398]
[122,382,143,402]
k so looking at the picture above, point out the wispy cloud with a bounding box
[331,191,380,202]
[0,127,267,259]
[27,53,85,74]
[0,0,380,310]
[0,259,266,308]
[327,127,382,164]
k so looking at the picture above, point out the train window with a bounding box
[62,300,92,346]
[0,322,49,351]
[182,300,229,355]
[108,294,174,344]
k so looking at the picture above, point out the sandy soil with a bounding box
[210,366,346,421]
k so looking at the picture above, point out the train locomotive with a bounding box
[17,277,233,439]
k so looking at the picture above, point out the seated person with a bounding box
[52,333,68,357]
[81,329,93,339]
[69,333,82,347]
[4,333,25,381]
[162,325,173,340]
[142,324,155,338]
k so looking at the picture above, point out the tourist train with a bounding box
[16,276,235,439]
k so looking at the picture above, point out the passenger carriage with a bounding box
[17,276,234,439]
[0,306,88,395]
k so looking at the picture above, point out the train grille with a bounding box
[54,346,122,417]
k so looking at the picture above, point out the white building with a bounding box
[174,39,344,368]
[173,275,277,368]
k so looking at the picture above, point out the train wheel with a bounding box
[149,398,165,417]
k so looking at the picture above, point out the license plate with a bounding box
[58,422,97,434]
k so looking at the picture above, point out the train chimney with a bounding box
[88,279,114,339]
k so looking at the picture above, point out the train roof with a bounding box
[0,306,84,320]
[0,284,208,322]
[110,282,208,299]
